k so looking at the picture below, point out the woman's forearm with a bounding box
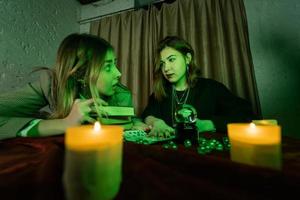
[37,118,70,137]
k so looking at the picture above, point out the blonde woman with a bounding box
[0,33,132,140]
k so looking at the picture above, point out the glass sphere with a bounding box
[174,104,197,123]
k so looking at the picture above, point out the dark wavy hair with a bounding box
[153,36,201,101]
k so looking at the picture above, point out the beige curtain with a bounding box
[90,0,261,116]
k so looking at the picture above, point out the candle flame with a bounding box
[248,122,257,135]
[94,121,101,132]
[250,123,256,129]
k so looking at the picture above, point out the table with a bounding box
[1,134,300,200]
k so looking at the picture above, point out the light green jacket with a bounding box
[0,71,132,140]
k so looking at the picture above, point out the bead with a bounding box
[222,136,231,150]
[171,143,178,150]
[222,137,229,143]
[215,143,224,151]
[162,143,170,149]
[197,146,207,155]
[198,137,206,145]
[184,139,192,148]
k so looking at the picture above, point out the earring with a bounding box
[186,64,190,73]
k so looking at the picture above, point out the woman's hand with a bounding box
[148,119,175,138]
[90,98,110,117]
[132,120,151,132]
[63,98,97,127]
[37,98,105,137]
[37,98,110,137]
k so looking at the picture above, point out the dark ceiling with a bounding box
[77,0,101,5]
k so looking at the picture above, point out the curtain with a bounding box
[90,0,261,116]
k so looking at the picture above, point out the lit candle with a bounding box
[252,119,278,126]
[64,122,123,200]
[227,123,281,170]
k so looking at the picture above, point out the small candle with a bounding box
[227,123,281,170]
[64,122,123,200]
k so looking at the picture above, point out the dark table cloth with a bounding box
[1,134,300,200]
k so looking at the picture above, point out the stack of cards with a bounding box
[123,130,176,144]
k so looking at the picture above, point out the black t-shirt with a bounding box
[141,78,256,132]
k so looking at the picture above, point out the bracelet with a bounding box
[17,119,41,137]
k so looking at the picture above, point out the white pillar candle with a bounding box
[64,122,123,200]
[227,123,281,170]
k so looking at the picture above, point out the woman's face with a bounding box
[97,50,121,96]
[160,47,190,87]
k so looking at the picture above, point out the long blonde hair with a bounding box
[49,33,113,118]
[153,36,201,101]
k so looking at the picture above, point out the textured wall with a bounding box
[244,0,300,138]
[0,0,80,92]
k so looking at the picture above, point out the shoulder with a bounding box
[193,77,226,89]
[29,68,53,88]
[33,69,54,96]
[192,78,232,98]
[29,69,55,108]
[39,69,53,81]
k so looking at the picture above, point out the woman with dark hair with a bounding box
[141,36,255,138]
[0,33,132,140]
